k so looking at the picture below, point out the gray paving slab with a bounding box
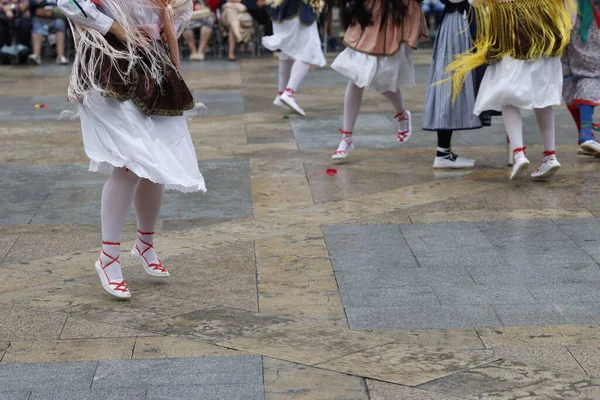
[554,218,600,243]
[467,263,600,284]
[345,304,502,329]
[400,222,494,253]
[0,391,30,400]
[0,159,252,225]
[147,384,265,400]
[577,242,600,265]
[477,220,570,243]
[0,91,244,120]
[180,60,240,72]
[187,91,245,117]
[433,284,537,305]
[333,268,426,290]
[291,108,577,150]
[92,356,263,389]
[339,286,440,308]
[29,388,146,400]
[492,303,567,326]
[528,284,600,303]
[0,360,97,391]
[414,251,507,269]
[558,303,600,324]
[323,225,417,271]
[31,63,73,76]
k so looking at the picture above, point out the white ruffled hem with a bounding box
[262,18,326,67]
[90,159,207,194]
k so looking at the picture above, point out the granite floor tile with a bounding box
[433,284,537,305]
[477,219,571,242]
[147,384,265,400]
[492,303,567,326]
[263,357,368,400]
[339,286,439,308]
[218,321,395,365]
[476,325,600,348]
[0,360,97,391]
[133,336,245,359]
[345,304,502,330]
[316,342,497,386]
[0,391,31,400]
[0,304,67,341]
[59,317,159,339]
[92,356,263,388]
[28,389,147,400]
[2,338,136,363]
[367,380,464,400]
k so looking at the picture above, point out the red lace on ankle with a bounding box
[513,146,527,155]
[333,129,353,156]
[277,91,283,96]
[284,88,296,98]
[395,111,410,143]
[543,151,556,157]
[135,230,167,273]
[99,241,128,293]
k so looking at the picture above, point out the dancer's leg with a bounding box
[502,105,530,179]
[433,130,476,169]
[332,81,363,158]
[382,90,412,143]
[133,179,165,267]
[183,29,198,56]
[535,106,556,153]
[437,129,453,150]
[98,168,140,291]
[197,26,213,57]
[579,104,596,143]
[568,105,581,133]
[278,57,294,93]
[286,60,310,92]
[532,106,561,178]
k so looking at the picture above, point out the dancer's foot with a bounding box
[579,139,600,156]
[531,151,561,180]
[95,241,131,299]
[577,147,596,156]
[332,129,355,160]
[280,88,306,116]
[510,147,530,180]
[273,92,287,109]
[131,230,169,278]
[190,52,204,61]
[433,148,475,169]
[395,110,412,143]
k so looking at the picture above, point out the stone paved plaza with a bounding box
[4,51,600,399]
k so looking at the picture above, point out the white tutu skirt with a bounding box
[331,45,415,93]
[79,92,206,193]
[474,56,563,115]
[261,18,326,67]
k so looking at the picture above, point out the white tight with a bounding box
[502,105,556,155]
[342,81,406,132]
[278,56,310,92]
[100,168,163,278]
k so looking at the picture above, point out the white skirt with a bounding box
[331,45,415,93]
[474,56,563,115]
[79,92,206,193]
[261,18,326,67]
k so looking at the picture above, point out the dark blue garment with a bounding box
[268,0,315,25]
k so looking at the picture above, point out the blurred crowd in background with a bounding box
[0,0,450,66]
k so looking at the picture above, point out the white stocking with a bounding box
[343,81,364,133]
[100,168,140,280]
[381,90,405,114]
[133,179,164,264]
[286,60,310,92]
[278,58,294,93]
[534,106,556,154]
[502,105,525,160]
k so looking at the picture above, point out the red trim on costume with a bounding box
[513,146,527,155]
[543,151,556,157]
[571,100,600,106]
[339,129,352,135]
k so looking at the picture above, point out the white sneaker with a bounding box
[395,110,412,143]
[510,156,530,180]
[56,55,68,65]
[273,94,287,110]
[579,139,600,156]
[577,148,594,156]
[332,133,355,160]
[531,154,561,180]
[280,89,306,116]
[28,54,41,65]
[433,153,475,169]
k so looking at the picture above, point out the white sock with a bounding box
[381,90,405,114]
[534,106,556,154]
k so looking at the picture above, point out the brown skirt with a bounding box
[87,34,195,117]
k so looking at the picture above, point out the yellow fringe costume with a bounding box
[446,0,576,101]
